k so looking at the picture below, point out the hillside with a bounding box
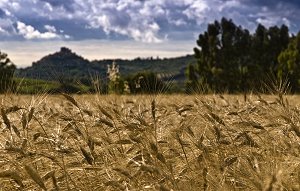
[16,47,196,83]
[16,47,97,81]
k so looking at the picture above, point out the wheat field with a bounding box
[0,93,300,190]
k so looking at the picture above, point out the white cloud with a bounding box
[82,1,165,43]
[43,3,53,12]
[64,34,71,39]
[0,0,300,42]
[255,15,292,30]
[0,0,9,7]
[219,0,241,11]
[0,18,16,35]
[0,26,6,33]
[17,21,60,40]
[170,19,187,26]
[44,25,56,33]
[11,2,20,11]
[183,0,210,21]
[282,17,291,27]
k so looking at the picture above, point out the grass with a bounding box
[0,93,300,190]
[14,78,61,94]
[14,78,92,94]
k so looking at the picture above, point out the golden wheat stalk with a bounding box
[1,108,11,131]
[0,170,24,188]
[25,164,47,190]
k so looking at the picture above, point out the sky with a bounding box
[0,0,299,68]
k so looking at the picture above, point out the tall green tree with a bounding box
[219,18,252,91]
[0,51,16,93]
[189,18,291,93]
[251,24,289,75]
[193,18,252,92]
[278,32,300,91]
[194,20,221,91]
[185,64,199,93]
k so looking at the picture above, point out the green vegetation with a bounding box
[0,51,16,93]
[125,71,166,94]
[14,78,60,94]
[14,78,91,94]
[14,47,194,94]
[16,47,194,88]
[16,47,93,82]
[278,32,300,91]
[187,17,291,93]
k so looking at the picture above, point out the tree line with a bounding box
[186,17,300,93]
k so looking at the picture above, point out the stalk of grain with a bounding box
[12,125,21,138]
[5,105,22,113]
[80,146,94,165]
[112,167,132,179]
[42,170,55,181]
[157,184,172,191]
[24,164,47,190]
[98,118,114,128]
[150,142,158,154]
[175,133,189,165]
[62,93,91,136]
[28,107,35,123]
[62,93,79,108]
[264,173,278,191]
[98,106,113,120]
[1,108,11,131]
[140,164,160,174]
[156,152,166,164]
[5,141,26,155]
[21,112,27,129]
[151,99,160,144]
[51,174,60,191]
[203,167,208,191]
[104,180,125,190]
[0,170,24,188]
[42,170,60,190]
[21,138,28,151]
[87,136,95,152]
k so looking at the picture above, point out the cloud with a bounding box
[0,26,7,34]
[0,18,16,36]
[0,7,6,17]
[83,1,163,42]
[183,1,210,22]
[17,21,62,40]
[39,0,76,12]
[44,25,56,32]
[0,0,300,42]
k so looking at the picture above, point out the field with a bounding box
[0,93,300,190]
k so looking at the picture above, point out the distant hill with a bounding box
[16,47,196,83]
